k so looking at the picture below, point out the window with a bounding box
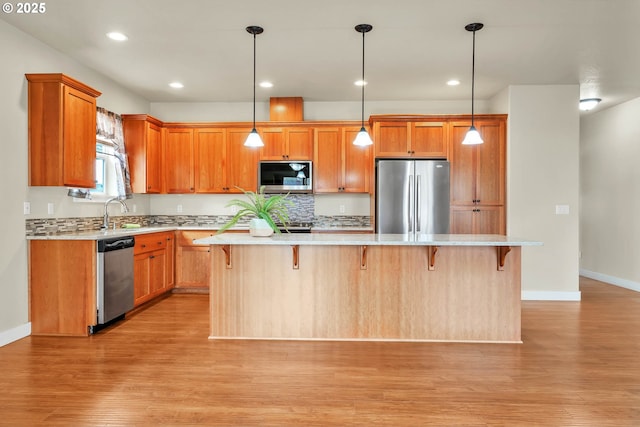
[71,141,121,203]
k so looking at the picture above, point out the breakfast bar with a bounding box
[194,234,542,343]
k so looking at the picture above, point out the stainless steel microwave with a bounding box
[258,161,313,193]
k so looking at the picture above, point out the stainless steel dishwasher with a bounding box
[94,235,135,332]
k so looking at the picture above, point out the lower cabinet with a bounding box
[450,206,505,234]
[175,230,216,290]
[133,231,175,306]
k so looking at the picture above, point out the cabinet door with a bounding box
[314,128,343,193]
[146,122,163,193]
[134,253,150,307]
[286,127,313,160]
[411,122,447,158]
[63,85,96,187]
[259,128,286,160]
[374,121,410,157]
[343,127,372,193]
[175,231,214,289]
[475,120,505,206]
[148,249,166,294]
[226,128,259,193]
[449,122,477,205]
[165,233,175,289]
[164,128,194,193]
[194,128,226,193]
[450,206,505,234]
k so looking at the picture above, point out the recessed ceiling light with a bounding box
[447,79,461,86]
[354,80,367,86]
[106,32,128,41]
[579,98,601,111]
[169,82,184,89]
[259,81,273,88]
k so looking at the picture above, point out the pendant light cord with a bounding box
[252,31,257,130]
[361,30,366,129]
[470,28,476,127]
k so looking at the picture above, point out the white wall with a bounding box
[580,98,640,291]
[507,86,581,299]
[0,19,149,345]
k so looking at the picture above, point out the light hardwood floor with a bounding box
[1,276,639,426]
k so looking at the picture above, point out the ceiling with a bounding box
[3,0,639,112]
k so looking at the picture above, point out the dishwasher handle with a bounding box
[98,236,135,252]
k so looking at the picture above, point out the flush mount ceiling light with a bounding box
[259,81,273,88]
[462,22,484,145]
[447,79,461,86]
[353,24,374,147]
[579,98,601,111]
[354,80,367,86]
[169,82,184,89]
[244,25,265,148]
[106,32,128,41]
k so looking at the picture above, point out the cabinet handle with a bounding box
[150,255,155,259]
[141,244,146,248]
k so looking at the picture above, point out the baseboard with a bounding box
[580,269,640,293]
[521,290,581,301]
[0,322,31,347]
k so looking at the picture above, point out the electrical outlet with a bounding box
[231,205,238,214]
[47,203,54,215]
[339,204,345,214]
[132,204,137,213]
[23,202,31,215]
[555,204,570,215]
[177,204,183,213]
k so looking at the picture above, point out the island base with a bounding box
[209,244,521,343]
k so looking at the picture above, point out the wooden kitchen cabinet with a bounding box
[122,114,164,193]
[29,240,97,336]
[314,127,372,193]
[164,127,195,193]
[226,127,260,193]
[259,126,313,160]
[26,73,101,188]
[450,205,505,234]
[175,230,216,290]
[194,127,226,193]
[449,117,506,234]
[133,231,175,307]
[373,119,448,158]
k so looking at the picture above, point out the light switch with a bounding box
[23,202,31,215]
[47,203,54,215]
[177,204,183,213]
[555,204,570,215]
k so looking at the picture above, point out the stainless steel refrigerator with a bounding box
[376,159,450,234]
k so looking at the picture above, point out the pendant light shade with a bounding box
[353,24,373,147]
[462,22,484,145]
[244,25,264,147]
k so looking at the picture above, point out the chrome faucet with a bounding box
[102,197,129,230]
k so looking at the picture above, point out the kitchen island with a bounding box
[194,233,541,343]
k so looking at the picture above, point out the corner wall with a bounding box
[507,85,581,299]
[0,19,149,346]
[579,97,640,291]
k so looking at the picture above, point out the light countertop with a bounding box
[193,233,543,247]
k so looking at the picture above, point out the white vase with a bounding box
[249,218,274,237]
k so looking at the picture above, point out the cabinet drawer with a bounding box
[134,232,169,255]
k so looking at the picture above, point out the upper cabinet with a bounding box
[194,128,227,193]
[26,73,101,188]
[372,118,448,158]
[259,126,313,160]
[314,126,372,193]
[449,117,507,234]
[122,114,164,193]
[226,127,260,193]
[164,127,195,193]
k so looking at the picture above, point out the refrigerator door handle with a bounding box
[416,175,421,232]
[408,175,414,232]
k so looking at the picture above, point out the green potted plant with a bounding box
[217,186,293,236]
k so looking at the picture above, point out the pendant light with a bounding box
[462,22,484,145]
[244,25,264,147]
[353,24,373,147]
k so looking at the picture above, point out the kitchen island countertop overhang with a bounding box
[196,233,541,343]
